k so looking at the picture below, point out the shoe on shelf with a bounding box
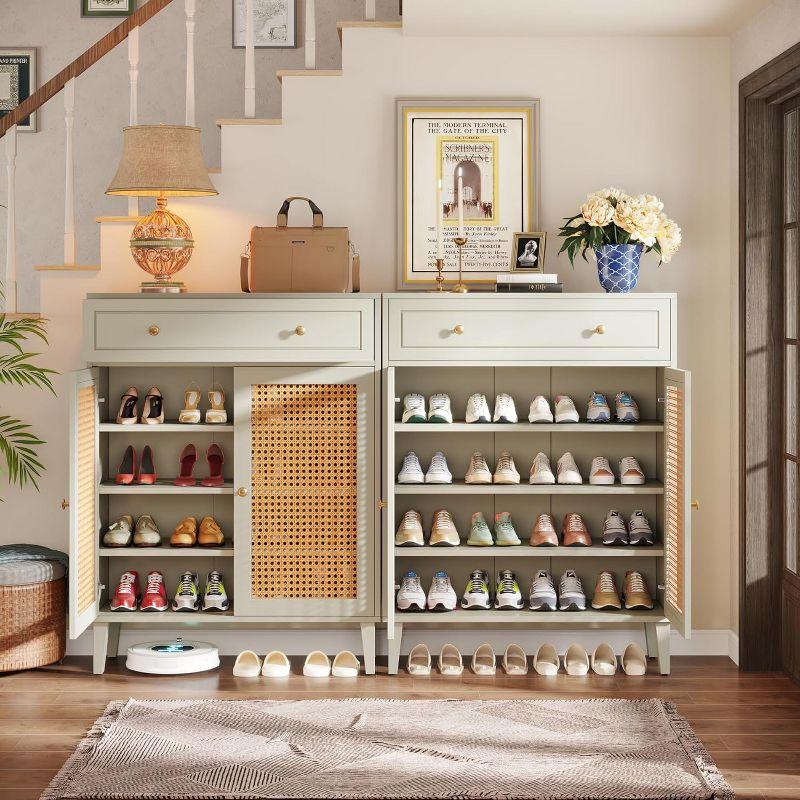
[592,571,622,610]
[172,571,200,612]
[407,643,432,676]
[103,514,134,547]
[430,509,460,546]
[396,571,426,612]
[140,386,164,425]
[533,643,560,675]
[530,513,559,547]
[438,643,463,676]
[623,570,654,610]
[133,514,161,547]
[494,511,521,546]
[115,386,139,425]
[232,650,262,677]
[465,393,491,424]
[558,570,587,611]
[619,456,646,485]
[493,393,518,424]
[202,569,230,612]
[171,516,198,547]
[137,444,157,485]
[493,452,520,484]
[562,513,592,547]
[110,570,140,611]
[592,643,618,675]
[428,393,453,424]
[332,651,360,677]
[425,451,452,484]
[528,395,553,423]
[586,390,612,423]
[395,509,424,547]
[503,643,528,675]
[564,643,590,676]
[401,392,426,423]
[495,569,524,610]
[178,384,202,424]
[262,651,291,677]
[198,516,225,547]
[529,451,555,485]
[303,651,331,677]
[398,452,425,484]
[465,451,492,484]
[140,570,168,612]
[115,445,137,485]
[602,510,629,546]
[589,456,615,485]
[554,395,580,423]
[461,569,491,609]
[428,571,458,611]
[621,643,648,676]
[466,511,493,547]
[628,510,655,546]
[615,391,640,423]
[206,384,227,424]
[529,569,558,611]
[471,643,497,676]
[174,443,198,487]
[201,443,225,488]
[557,452,583,484]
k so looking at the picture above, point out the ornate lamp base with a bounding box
[140,280,187,294]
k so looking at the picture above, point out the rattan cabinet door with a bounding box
[233,367,378,619]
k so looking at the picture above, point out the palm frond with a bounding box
[0,315,50,352]
[0,353,57,394]
[0,415,45,490]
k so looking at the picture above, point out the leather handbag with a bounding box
[241,196,359,293]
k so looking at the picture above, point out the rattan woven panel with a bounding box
[76,384,97,616]
[664,383,685,615]
[251,384,358,599]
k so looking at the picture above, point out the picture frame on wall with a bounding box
[397,98,540,290]
[81,0,136,17]
[511,232,547,273]
[0,48,37,133]
[232,0,297,48]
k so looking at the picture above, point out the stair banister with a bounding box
[366,0,376,21]
[185,0,197,126]
[127,27,140,218]
[4,126,16,313]
[244,0,255,118]
[63,79,76,266]
[305,0,317,70]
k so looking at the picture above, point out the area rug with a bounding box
[42,698,733,800]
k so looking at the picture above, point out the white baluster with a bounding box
[185,0,196,126]
[127,27,140,218]
[63,79,76,266]
[365,0,375,20]
[305,0,316,70]
[244,0,255,118]
[4,125,17,314]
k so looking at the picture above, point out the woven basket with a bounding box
[0,577,66,672]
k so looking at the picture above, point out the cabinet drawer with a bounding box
[386,296,674,365]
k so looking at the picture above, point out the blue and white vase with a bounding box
[594,243,643,293]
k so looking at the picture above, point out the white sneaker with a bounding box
[619,456,645,485]
[461,569,491,610]
[589,456,615,485]
[557,452,583,484]
[529,570,557,611]
[398,452,424,484]
[558,570,587,611]
[401,393,426,424]
[528,395,553,423]
[429,509,460,546]
[494,569,524,610]
[427,571,458,611]
[493,393,518,423]
[395,509,424,547]
[465,393,491,424]
[554,395,580,423]
[493,452,520,484]
[425,451,452,484]
[172,571,200,612]
[529,452,555,485]
[396,571,426,612]
[427,393,453,424]
[465,451,492,484]
[202,570,230,612]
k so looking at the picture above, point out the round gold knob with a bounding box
[148,325,160,336]
[236,487,248,497]
[691,499,700,510]
[452,324,465,335]
[594,324,606,335]
[60,498,69,510]
[294,325,306,336]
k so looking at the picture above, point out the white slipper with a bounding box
[564,643,590,676]
[261,650,291,677]
[471,643,496,676]
[502,643,528,675]
[533,643,560,676]
[621,643,648,676]
[303,650,331,677]
[438,643,463,676]
[591,643,617,675]
[407,643,431,676]
[332,650,360,677]
[233,650,262,677]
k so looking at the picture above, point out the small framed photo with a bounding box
[81,0,136,17]
[232,0,297,48]
[512,231,547,272]
[0,48,37,133]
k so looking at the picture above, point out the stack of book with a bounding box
[496,273,563,293]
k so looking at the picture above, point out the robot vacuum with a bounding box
[126,638,220,675]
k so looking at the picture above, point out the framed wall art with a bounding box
[81,0,136,17]
[397,98,540,289]
[511,231,547,273]
[232,0,297,48]
[0,48,37,133]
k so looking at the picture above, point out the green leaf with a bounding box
[0,354,56,394]
[0,415,45,491]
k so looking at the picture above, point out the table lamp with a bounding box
[106,125,218,293]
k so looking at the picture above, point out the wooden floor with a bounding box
[1,656,799,799]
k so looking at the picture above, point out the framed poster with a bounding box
[511,232,547,273]
[81,0,135,17]
[0,49,37,133]
[232,0,297,48]
[397,98,540,289]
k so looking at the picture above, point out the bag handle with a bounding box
[277,196,324,229]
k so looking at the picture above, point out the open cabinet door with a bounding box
[69,369,100,639]
[664,368,692,638]
[384,367,395,638]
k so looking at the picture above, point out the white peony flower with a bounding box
[581,196,615,227]
[613,195,661,248]
[656,215,682,262]
[589,187,629,203]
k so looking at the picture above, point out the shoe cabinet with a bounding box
[69,296,381,674]
[382,294,690,676]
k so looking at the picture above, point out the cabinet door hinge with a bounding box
[377,499,387,511]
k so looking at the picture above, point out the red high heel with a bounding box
[201,443,225,487]
[174,444,197,487]
[138,444,157,485]
[115,445,137,485]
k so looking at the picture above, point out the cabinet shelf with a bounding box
[394,606,669,625]
[99,480,234,495]
[395,544,663,557]
[394,481,664,495]
[99,422,233,433]
[96,606,235,622]
[394,421,664,434]
[99,544,233,557]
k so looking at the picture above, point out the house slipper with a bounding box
[407,643,431,676]
[471,643,496,676]
[233,650,262,677]
[438,643,463,676]
[332,651,360,677]
[564,643,590,676]
[592,643,618,675]
[303,650,331,677]
[261,650,291,677]
[533,643,560,675]
[502,643,528,675]
[621,643,648,676]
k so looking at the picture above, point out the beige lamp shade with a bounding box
[106,125,218,197]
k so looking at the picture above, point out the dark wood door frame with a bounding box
[740,42,800,672]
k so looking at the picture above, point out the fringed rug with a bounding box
[42,698,733,800]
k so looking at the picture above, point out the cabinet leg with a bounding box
[360,623,376,675]
[93,623,110,675]
[655,623,671,675]
[107,623,121,660]
[387,623,403,675]
[645,623,658,658]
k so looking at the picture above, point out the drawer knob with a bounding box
[294,325,306,336]
[593,324,606,335]
[691,499,700,510]
[148,324,160,337]
[452,324,465,335]
[236,487,248,497]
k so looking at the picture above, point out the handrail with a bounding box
[0,0,175,138]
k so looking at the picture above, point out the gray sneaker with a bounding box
[529,570,557,611]
[467,512,493,546]
[494,511,521,546]
[602,510,628,546]
[558,570,587,611]
[628,510,655,546]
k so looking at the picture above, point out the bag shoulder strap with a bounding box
[277,196,324,229]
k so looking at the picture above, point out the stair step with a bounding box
[336,20,402,42]
[276,69,343,84]
[216,118,283,127]
[33,264,101,272]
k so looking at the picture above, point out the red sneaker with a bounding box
[140,570,168,612]
[110,571,140,612]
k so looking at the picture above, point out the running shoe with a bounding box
[529,570,558,611]
[530,513,559,547]
[461,569,491,610]
[586,391,611,423]
[558,570,587,611]
[465,451,492,484]
[554,395,580,423]
[602,510,629,546]
[140,570,168,612]
[401,393,426,424]
[622,570,654,610]
[528,395,553,423]
[172,571,200,612]
[397,451,425,484]
[397,571,426,612]
[110,570,140,612]
[466,511,494,546]
[395,509,424,547]
[628,510,655,546]
[428,393,453,424]
[428,571,458,612]
[557,452,583,484]
[495,569,524,610]
[430,509,460,546]
[493,452,520,484]
[425,452,453,484]
[529,452,555,485]
[494,511,521,546]
[202,569,230,612]
[562,513,592,547]
[493,393,518,424]
[615,391,640,423]
[592,571,622,610]
[465,393,491,424]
